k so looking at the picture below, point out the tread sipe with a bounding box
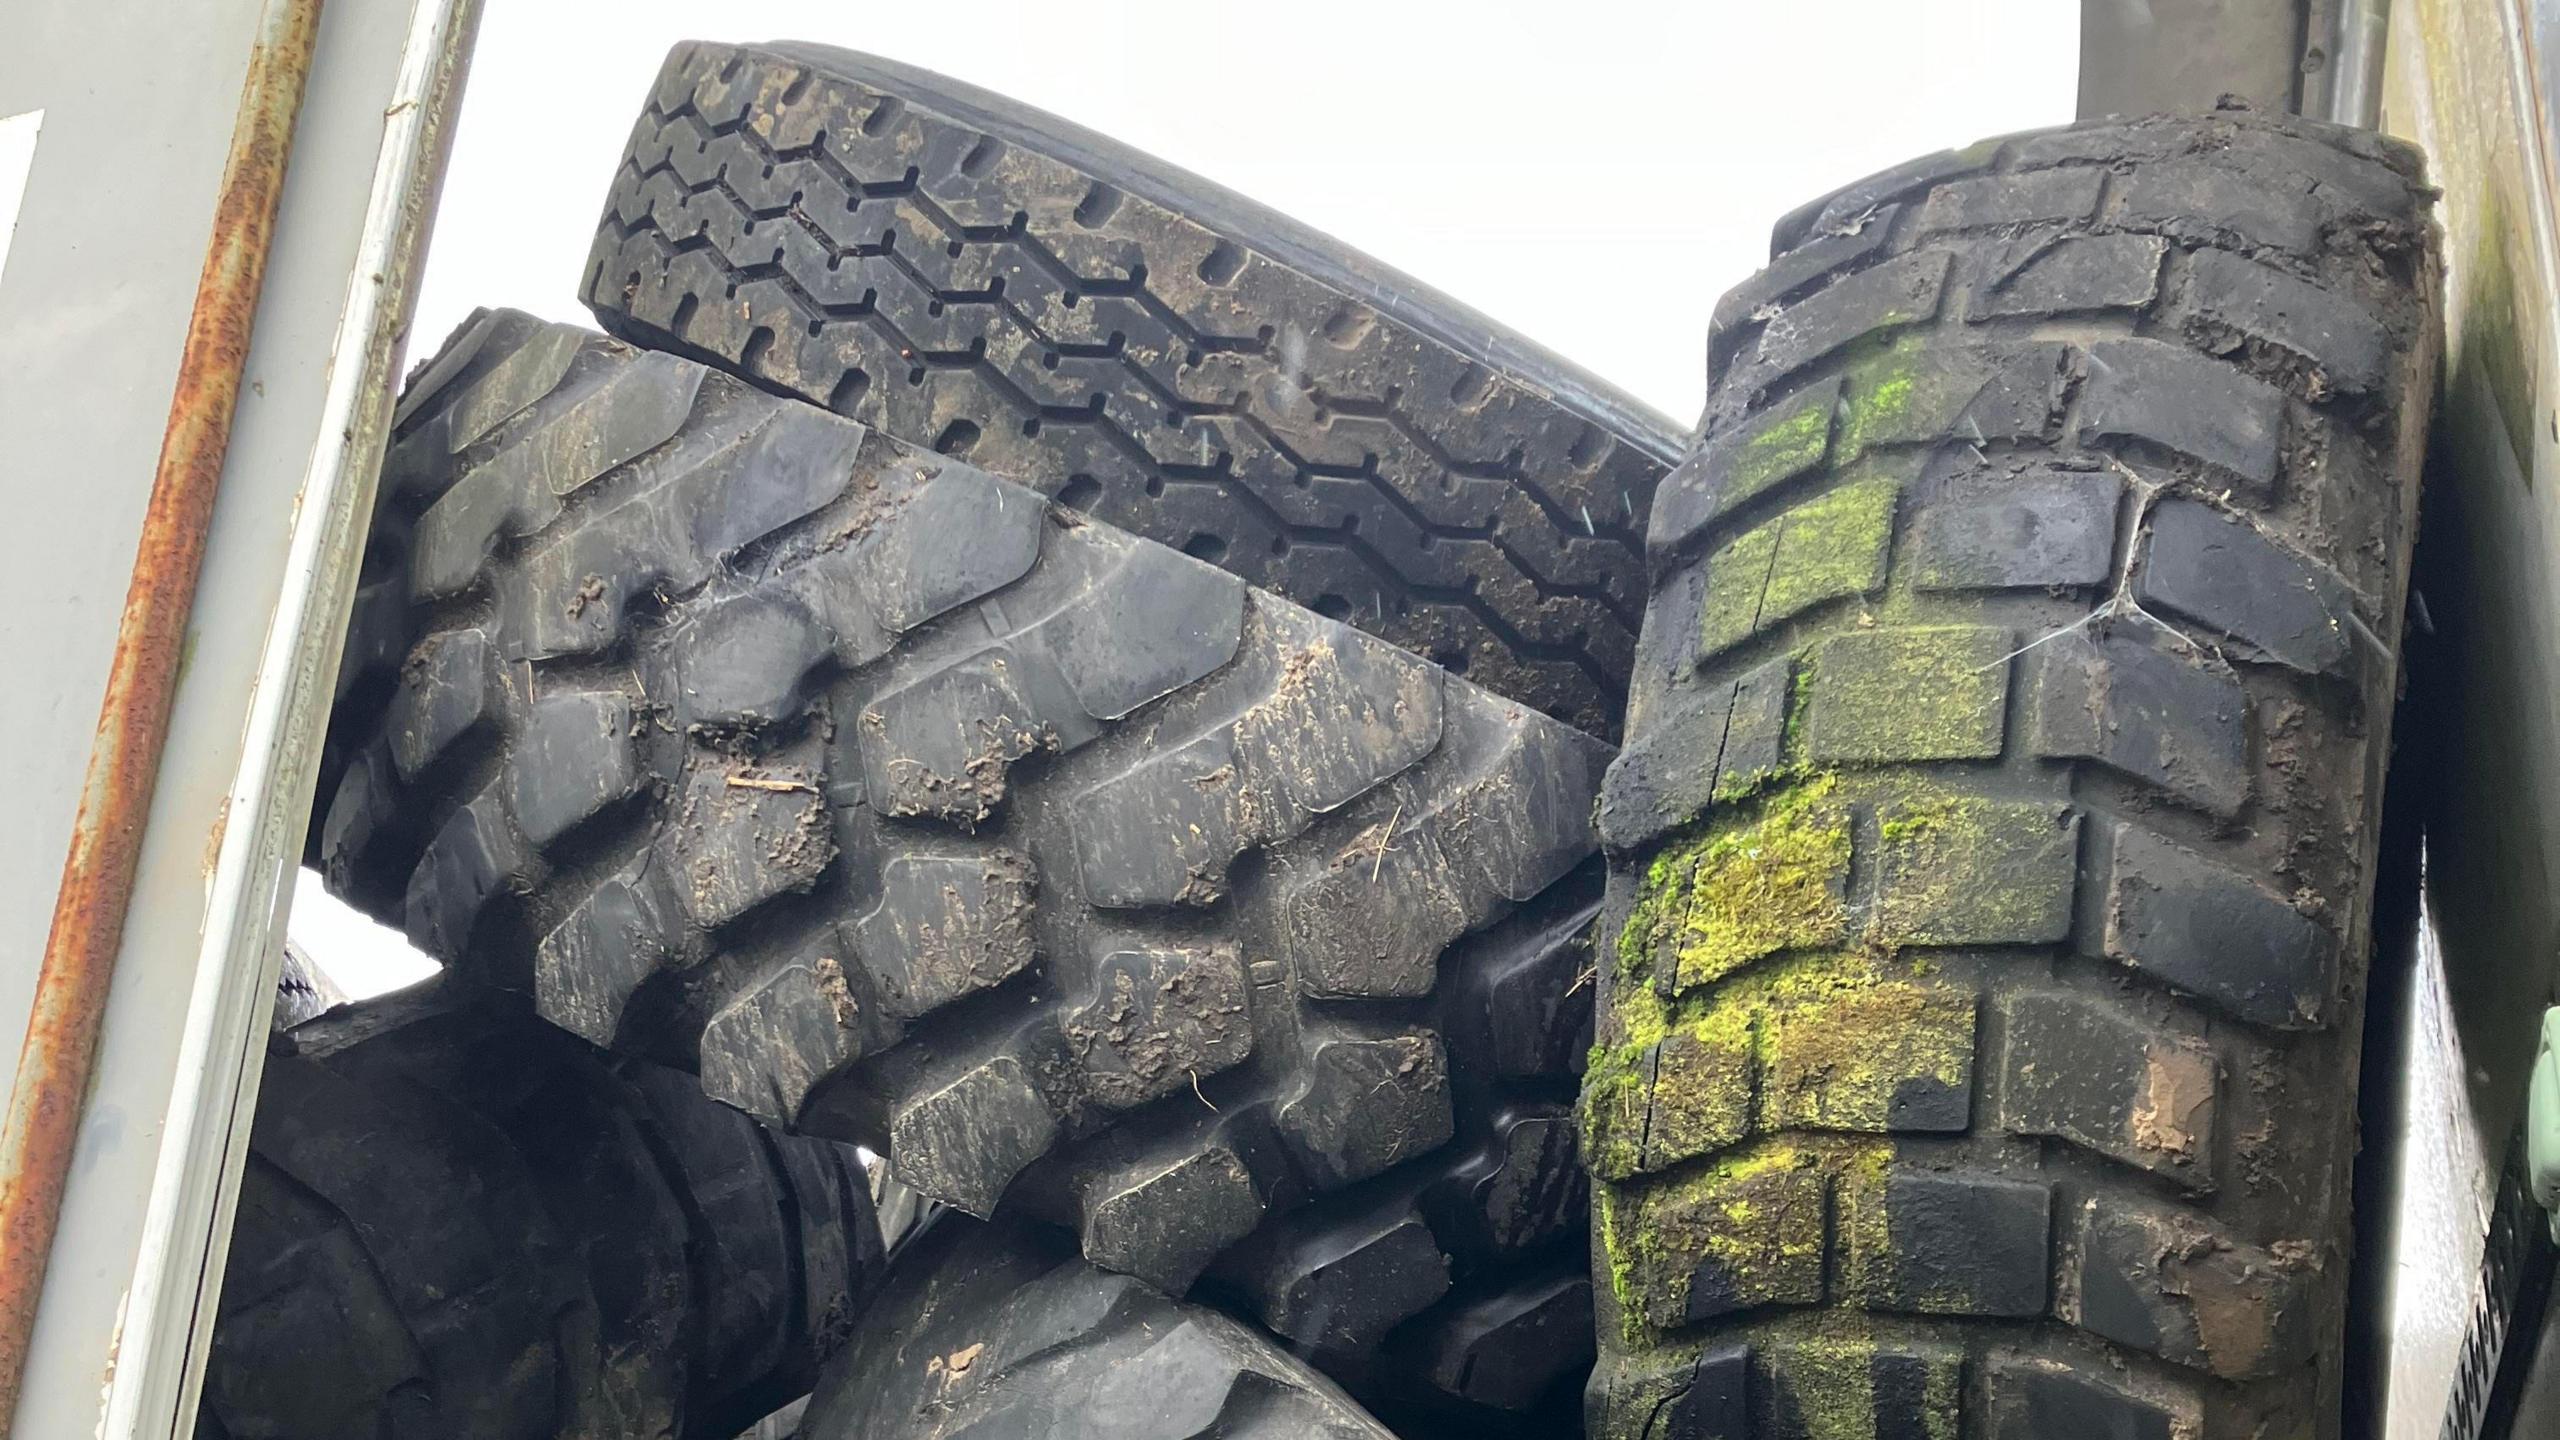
[319,313,1609,1426]
[580,39,1686,739]
[1585,108,2440,1439]
[200,985,882,1440]
[801,1215,1396,1440]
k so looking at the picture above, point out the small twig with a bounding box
[727,774,818,794]
[1371,800,1404,881]
[1189,1069,1219,1112]
[2341,607,2392,660]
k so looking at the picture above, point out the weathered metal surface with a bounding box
[145,3,483,1432]
[2077,0,2311,117]
[0,0,465,1430]
[2326,0,2390,124]
[0,0,322,1420]
[2378,0,2560,1435]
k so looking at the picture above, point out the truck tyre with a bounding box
[802,1216,1396,1440]
[319,313,1608,1426]
[1584,108,2439,1438]
[579,39,1685,739]
[200,984,882,1440]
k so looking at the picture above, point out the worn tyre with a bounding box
[1584,108,2439,1437]
[201,984,882,1440]
[579,39,1684,739]
[803,1215,1395,1439]
[272,940,349,1028]
[320,312,1607,1426]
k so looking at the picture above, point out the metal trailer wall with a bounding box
[2074,0,2387,126]
[0,0,473,1434]
[2376,0,2560,1435]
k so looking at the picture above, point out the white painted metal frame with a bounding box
[0,0,476,1434]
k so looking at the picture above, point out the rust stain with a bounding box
[0,0,327,1423]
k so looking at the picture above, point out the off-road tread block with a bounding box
[1589,109,2438,1440]
[579,39,1689,740]
[198,990,884,1440]
[320,314,1612,1425]
[800,1217,1396,1439]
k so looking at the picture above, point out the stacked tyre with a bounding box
[256,34,2443,1440]
[205,987,881,1440]
[306,36,1686,1438]
[1589,109,2437,1438]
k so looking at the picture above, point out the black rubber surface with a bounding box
[1586,107,2440,1438]
[199,983,882,1440]
[318,312,1606,1427]
[580,39,1687,739]
[802,1215,1395,1439]
[271,941,348,1029]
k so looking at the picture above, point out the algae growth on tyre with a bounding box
[580,39,1688,738]
[316,311,1611,1430]
[1585,108,2440,1439]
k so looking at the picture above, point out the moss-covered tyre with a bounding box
[1582,108,2440,1438]
[319,311,1608,1430]
[802,1215,1397,1440]
[579,39,1685,740]
[201,984,882,1440]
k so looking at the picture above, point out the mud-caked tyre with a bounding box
[318,312,1609,1428]
[1584,107,2440,1438]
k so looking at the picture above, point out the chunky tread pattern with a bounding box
[322,315,1608,1425]
[579,40,1687,739]
[1590,110,2438,1439]
[200,991,882,1440]
[801,1217,1395,1440]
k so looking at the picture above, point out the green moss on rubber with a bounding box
[1696,480,1898,656]
[1802,625,2011,763]
[1872,781,2077,946]
[1607,1140,1829,1337]
[1764,981,1974,1132]
[1618,775,1853,995]
[1779,1335,1882,1440]
[1720,397,1835,514]
[1837,344,1923,457]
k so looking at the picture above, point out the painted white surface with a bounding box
[2388,899,2496,1440]
[0,0,462,1431]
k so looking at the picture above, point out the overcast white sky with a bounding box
[409,0,2081,423]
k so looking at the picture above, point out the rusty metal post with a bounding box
[0,0,323,1421]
